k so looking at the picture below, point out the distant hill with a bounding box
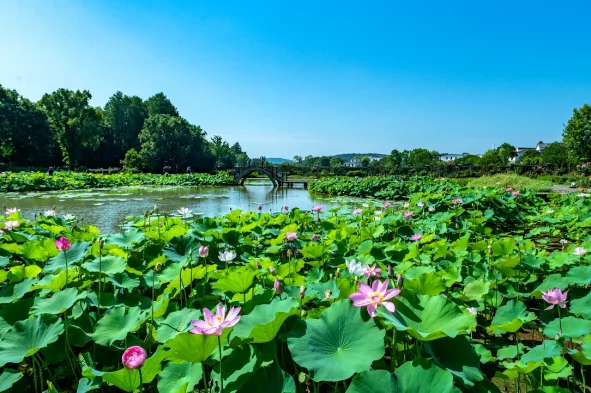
[267,157,293,164]
[335,153,388,161]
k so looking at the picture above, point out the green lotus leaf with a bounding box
[345,370,398,393]
[210,344,262,393]
[424,336,484,386]
[532,274,568,296]
[104,229,145,249]
[300,243,327,259]
[543,316,591,339]
[213,270,256,293]
[30,288,86,315]
[395,358,461,393]
[405,272,446,296]
[163,235,199,262]
[44,241,91,273]
[92,306,142,346]
[0,316,63,367]
[0,369,22,392]
[237,365,295,393]
[0,317,11,340]
[463,279,490,301]
[566,265,591,286]
[21,241,49,262]
[156,308,202,343]
[157,361,202,393]
[233,297,298,343]
[7,265,42,282]
[496,344,525,361]
[108,272,140,290]
[0,278,36,304]
[287,300,385,382]
[82,255,127,274]
[474,344,494,364]
[520,340,563,364]
[164,329,230,363]
[543,356,572,381]
[570,292,591,319]
[528,387,572,393]
[488,300,535,334]
[377,293,476,341]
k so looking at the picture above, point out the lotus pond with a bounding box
[1,179,591,392]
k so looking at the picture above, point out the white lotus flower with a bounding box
[346,260,365,277]
[43,210,56,217]
[63,214,76,220]
[177,207,193,217]
[218,250,237,262]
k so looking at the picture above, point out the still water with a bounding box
[0,181,364,234]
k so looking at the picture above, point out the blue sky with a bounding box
[1,1,590,158]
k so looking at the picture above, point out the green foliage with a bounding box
[562,103,591,162]
[465,174,554,191]
[542,142,569,166]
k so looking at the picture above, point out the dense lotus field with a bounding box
[2,181,591,392]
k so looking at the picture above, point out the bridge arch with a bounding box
[234,167,281,186]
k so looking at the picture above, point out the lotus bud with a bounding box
[298,372,310,383]
[299,286,305,299]
[98,239,104,249]
[387,264,392,277]
[312,234,318,241]
[198,245,209,258]
[269,266,276,275]
[397,274,404,288]
[256,261,262,269]
[287,249,293,258]
[514,240,519,247]
[335,268,340,278]
[155,262,162,272]
[258,205,262,211]
[329,274,333,280]
[274,278,283,294]
[487,245,492,254]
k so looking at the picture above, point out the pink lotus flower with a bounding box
[284,206,289,211]
[451,198,463,205]
[258,205,262,211]
[312,205,323,213]
[542,288,568,310]
[411,233,423,241]
[122,346,147,369]
[312,234,318,241]
[417,201,425,207]
[55,236,72,251]
[403,212,414,220]
[574,247,587,256]
[352,208,363,215]
[349,278,401,317]
[383,202,392,209]
[512,191,520,197]
[43,210,56,217]
[190,305,241,336]
[285,232,297,241]
[5,208,20,215]
[199,245,209,258]
[506,187,513,192]
[4,221,19,231]
[363,264,381,279]
[274,278,283,294]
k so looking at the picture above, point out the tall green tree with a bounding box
[330,156,345,167]
[542,142,568,166]
[562,104,591,162]
[480,149,503,166]
[497,143,516,164]
[408,149,438,167]
[144,93,179,117]
[38,89,102,168]
[519,150,542,165]
[389,149,403,167]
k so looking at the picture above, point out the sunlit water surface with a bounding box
[0,180,373,234]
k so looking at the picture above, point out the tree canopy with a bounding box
[562,104,591,162]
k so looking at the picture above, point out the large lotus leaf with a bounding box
[163,235,199,262]
[44,241,91,273]
[543,356,572,381]
[532,274,568,296]
[101,346,168,392]
[108,273,140,291]
[345,370,398,393]
[566,265,591,286]
[7,265,42,283]
[405,273,446,296]
[520,340,563,364]
[211,344,262,392]
[0,317,11,340]
[21,241,49,261]
[233,297,298,343]
[543,316,591,339]
[463,279,490,301]
[213,270,256,293]
[424,336,484,386]
[164,329,230,363]
[376,293,476,341]
[104,229,145,249]
[0,369,22,392]
[300,243,327,259]
[82,256,127,274]
[30,288,86,315]
[287,300,385,382]
[93,306,142,346]
[156,308,202,343]
[569,292,591,319]
[237,366,296,393]
[157,361,202,393]
[0,278,36,304]
[488,300,535,334]
[0,316,63,367]
[395,358,461,393]
[528,388,572,393]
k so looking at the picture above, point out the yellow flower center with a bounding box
[369,291,384,305]
[217,315,224,323]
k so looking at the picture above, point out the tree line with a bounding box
[0,85,249,172]
[287,103,591,169]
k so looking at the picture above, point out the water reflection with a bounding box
[0,182,353,234]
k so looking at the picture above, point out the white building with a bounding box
[343,156,383,167]
[438,153,470,162]
[511,141,549,163]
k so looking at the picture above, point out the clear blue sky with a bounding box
[1,1,590,158]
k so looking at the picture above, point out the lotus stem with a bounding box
[202,363,209,393]
[138,368,144,392]
[33,355,43,392]
[218,336,224,393]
